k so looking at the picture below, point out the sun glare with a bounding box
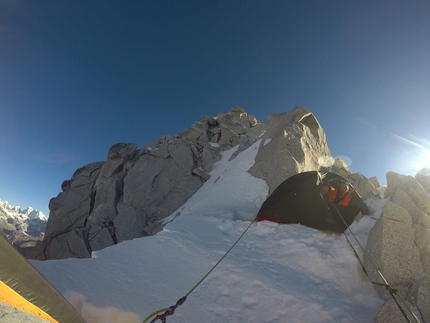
[391,133,430,175]
[417,149,430,170]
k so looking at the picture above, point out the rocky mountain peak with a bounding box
[0,199,47,257]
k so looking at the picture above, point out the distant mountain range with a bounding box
[0,199,47,256]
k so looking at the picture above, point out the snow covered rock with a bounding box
[0,200,47,256]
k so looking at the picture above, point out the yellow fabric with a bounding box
[0,280,58,323]
[0,233,86,323]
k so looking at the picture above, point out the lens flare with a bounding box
[318,156,334,167]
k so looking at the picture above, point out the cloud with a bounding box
[35,153,73,163]
[68,292,141,323]
[390,133,427,150]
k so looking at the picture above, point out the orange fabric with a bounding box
[0,280,58,323]
[326,189,351,206]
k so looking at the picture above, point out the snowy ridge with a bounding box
[0,199,47,221]
[31,140,384,323]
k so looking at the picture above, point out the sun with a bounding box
[416,149,430,171]
[391,133,430,175]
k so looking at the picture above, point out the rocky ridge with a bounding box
[31,107,267,260]
[31,107,383,261]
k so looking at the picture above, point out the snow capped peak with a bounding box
[0,199,46,220]
[24,207,47,220]
[0,199,47,250]
[0,199,21,214]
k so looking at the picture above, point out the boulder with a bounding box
[114,141,203,242]
[370,176,381,188]
[416,167,430,194]
[248,107,331,193]
[385,172,430,213]
[179,108,265,153]
[192,168,211,181]
[348,172,382,200]
[390,189,430,229]
[331,158,351,175]
[413,224,430,275]
[178,121,205,143]
[375,299,418,323]
[46,162,103,238]
[107,143,137,160]
[365,177,430,322]
[201,145,222,172]
[43,229,89,259]
[216,113,248,150]
[364,201,424,301]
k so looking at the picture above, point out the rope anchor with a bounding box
[145,296,187,323]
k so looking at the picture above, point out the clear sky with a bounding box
[1,0,430,216]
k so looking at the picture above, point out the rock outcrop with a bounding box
[248,107,331,194]
[246,107,381,202]
[365,171,430,322]
[416,167,430,194]
[31,108,267,260]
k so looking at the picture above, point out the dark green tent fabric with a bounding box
[0,233,86,323]
[256,171,368,232]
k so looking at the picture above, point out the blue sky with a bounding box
[1,0,429,216]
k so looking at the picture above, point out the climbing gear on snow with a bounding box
[144,296,187,323]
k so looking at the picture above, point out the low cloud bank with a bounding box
[68,292,141,323]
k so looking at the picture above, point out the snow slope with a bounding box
[31,140,385,323]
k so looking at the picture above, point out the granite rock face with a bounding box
[31,108,268,260]
[248,107,332,194]
[365,172,430,323]
[31,106,380,263]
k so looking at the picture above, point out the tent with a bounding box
[0,233,86,323]
[256,171,369,232]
